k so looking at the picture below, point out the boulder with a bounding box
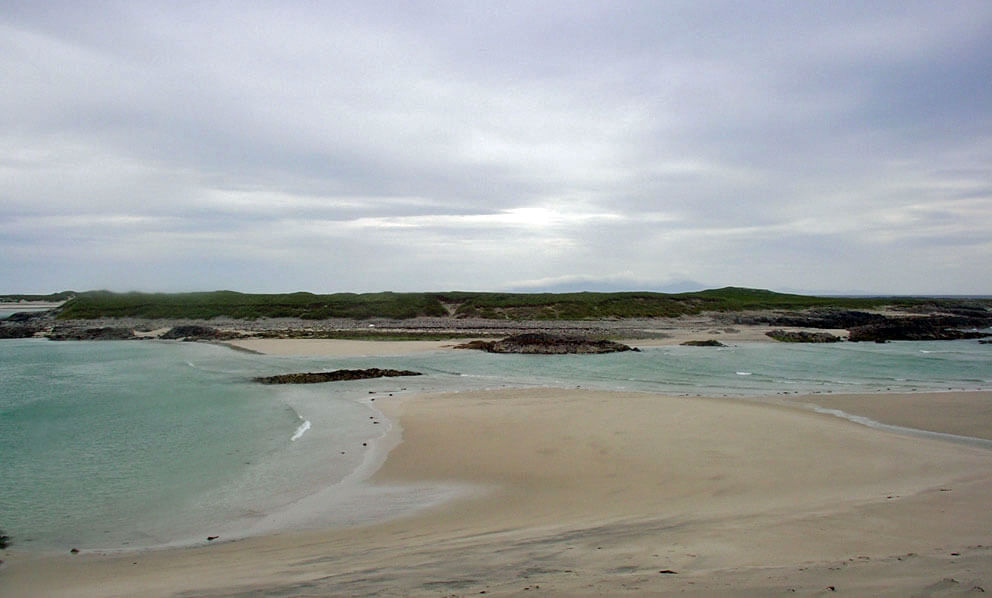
[160,325,233,340]
[681,339,727,347]
[766,330,843,343]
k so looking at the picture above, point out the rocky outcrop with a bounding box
[457,333,637,354]
[160,325,237,340]
[731,309,887,329]
[254,368,422,384]
[848,317,992,342]
[49,327,136,341]
[681,339,726,347]
[766,330,843,343]
[5,311,50,322]
[0,324,40,339]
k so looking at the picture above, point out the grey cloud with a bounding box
[1,1,990,293]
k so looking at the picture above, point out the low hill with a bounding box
[47,287,989,321]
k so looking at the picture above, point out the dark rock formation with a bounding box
[160,325,236,340]
[254,368,422,384]
[0,324,39,339]
[455,339,492,351]
[848,317,992,342]
[0,529,10,549]
[732,309,887,329]
[49,327,136,341]
[681,339,726,347]
[458,333,637,354]
[5,311,50,322]
[766,330,843,343]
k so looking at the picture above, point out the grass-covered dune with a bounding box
[43,287,985,321]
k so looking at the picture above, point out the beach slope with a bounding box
[3,388,991,596]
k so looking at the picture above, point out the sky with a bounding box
[2,1,991,295]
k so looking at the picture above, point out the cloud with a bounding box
[1,1,990,294]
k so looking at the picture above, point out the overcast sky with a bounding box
[2,1,990,294]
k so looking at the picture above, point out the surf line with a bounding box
[806,404,992,449]
[291,419,311,441]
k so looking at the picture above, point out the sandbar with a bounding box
[3,385,990,597]
[223,337,481,356]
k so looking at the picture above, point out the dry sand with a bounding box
[3,384,990,597]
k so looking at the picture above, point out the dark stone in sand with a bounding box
[456,333,637,354]
[70,548,79,554]
[681,339,726,347]
[254,368,422,384]
[766,329,842,343]
[0,530,10,549]
[207,536,219,541]
[848,317,992,342]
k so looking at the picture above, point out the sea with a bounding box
[1,336,989,553]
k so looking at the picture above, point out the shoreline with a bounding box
[774,391,992,442]
[3,337,990,596]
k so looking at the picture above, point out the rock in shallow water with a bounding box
[253,368,422,384]
[766,329,842,343]
[457,333,637,354]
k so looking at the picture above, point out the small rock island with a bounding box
[457,333,637,354]
[254,368,422,384]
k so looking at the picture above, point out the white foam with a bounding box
[736,371,752,376]
[290,419,311,441]
[807,404,992,448]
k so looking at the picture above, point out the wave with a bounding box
[808,405,992,449]
[290,419,311,442]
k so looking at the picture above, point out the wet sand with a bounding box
[780,391,992,441]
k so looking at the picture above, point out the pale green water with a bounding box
[1,337,989,552]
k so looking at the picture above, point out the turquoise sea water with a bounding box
[1,338,989,552]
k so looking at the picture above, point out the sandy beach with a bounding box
[3,340,991,597]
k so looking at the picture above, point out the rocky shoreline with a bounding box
[1,306,990,344]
